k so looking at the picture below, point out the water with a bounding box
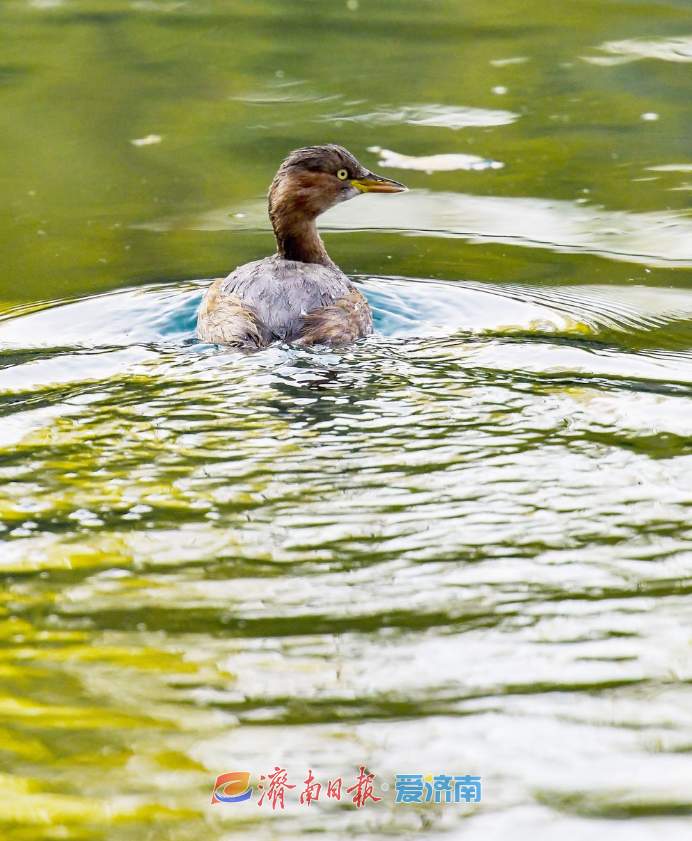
[1,0,692,838]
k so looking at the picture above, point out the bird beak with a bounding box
[351,171,407,194]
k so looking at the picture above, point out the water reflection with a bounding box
[2,0,692,838]
[323,103,520,129]
[161,190,692,268]
[584,34,692,65]
[1,282,691,838]
[369,146,504,172]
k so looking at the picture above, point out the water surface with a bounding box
[1,0,692,839]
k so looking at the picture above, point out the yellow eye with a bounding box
[336,168,349,181]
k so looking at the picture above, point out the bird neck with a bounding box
[271,213,333,267]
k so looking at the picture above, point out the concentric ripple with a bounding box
[3,0,692,837]
[0,276,691,840]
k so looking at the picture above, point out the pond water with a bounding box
[1,0,692,838]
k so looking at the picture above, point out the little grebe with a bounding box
[197,145,406,347]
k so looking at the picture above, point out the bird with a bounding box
[196,144,406,348]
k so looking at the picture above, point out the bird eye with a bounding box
[336,168,349,181]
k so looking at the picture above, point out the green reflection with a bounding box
[1,0,692,839]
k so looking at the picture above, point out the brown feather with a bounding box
[196,278,272,347]
[296,288,373,347]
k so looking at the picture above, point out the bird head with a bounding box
[268,144,406,222]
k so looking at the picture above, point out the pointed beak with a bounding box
[351,171,407,194]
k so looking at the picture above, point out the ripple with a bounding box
[163,190,692,268]
[5,1,692,839]
[584,35,692,66]
[323,192,692,268]
[1,277,691,841]
[537,789,692,818]
[490,56,529,67]
[368,145,504,172]
[647,164,692,173]
[322,103,519,129]
[232,79,342,105]
[2,277,692,366]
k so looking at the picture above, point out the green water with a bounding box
[1,0,692,838]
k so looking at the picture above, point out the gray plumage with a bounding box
[222,255,357,341]
[197,256,372,347]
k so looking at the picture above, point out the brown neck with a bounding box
[268,171,336,267]
[271,215,333,266]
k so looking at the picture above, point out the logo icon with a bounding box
[211,771,253,804]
